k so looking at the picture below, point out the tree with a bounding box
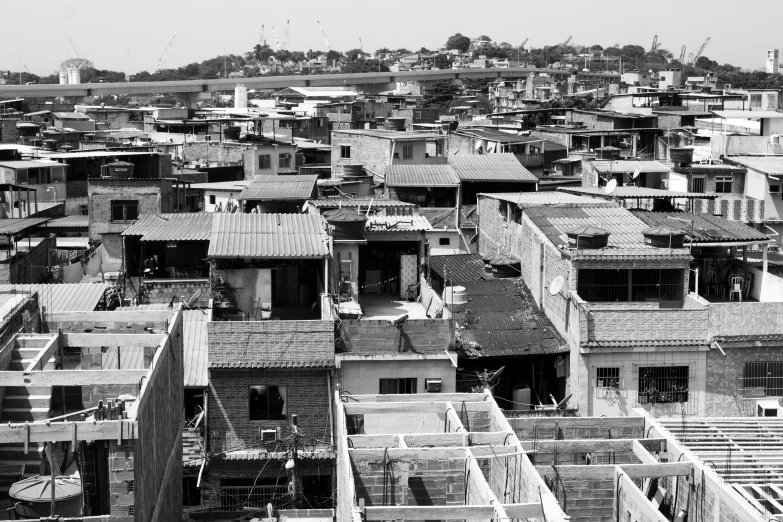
[325,50,343,65]
[461,77,493,93]
[289,51,306,63]
[422,79,461,112]
[343,60,389,74]
[345,48,363,62]
[395,48,410,55]
[419,47,430,54]
[251,44,274,62]
[274,50,292,63]
[446,33,470,53]
[434,54,451,70]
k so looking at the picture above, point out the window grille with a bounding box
[596,367,620,388]
[577,269,682,302]
[741,362,783,397]
[637,366,689,404]
[379,378,417,394]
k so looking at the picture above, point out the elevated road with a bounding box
[0,67,570,98]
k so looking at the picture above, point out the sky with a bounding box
[2,0,780,76]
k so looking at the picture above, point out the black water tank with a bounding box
[490,255,521,278]
[566,226,610,249]
[323,208,368,239]
[642,225,686,248]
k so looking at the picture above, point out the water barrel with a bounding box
[59,144,74,153]
[323,208,367,239]
[223,126,241,140]
[481,254,495,275]
[10,475,83,517]
[342,164,364,178]
[566,225,610,249]
[443,285,468,306]
[103,160,135,179]
[385,117,406,131]
[642,225,686,248]
[375,117,386,125]
[595,146,621,160]
[42,139,57,152]
[490,255,521,278]
[669,147,694,164]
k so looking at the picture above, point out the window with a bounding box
[393,152,400,159]
[577,269,683,302]
[340,145,351,159]
[248,385,287,420]
[691,176,706,193]
[209,195,216,205]
[638,366,689,404]
[414,111,422,119]
[379,378,417,394]
[402,145,413,160]
[770,184,781,195]
[438,237,451,246]
[596,367,620,389]
[716,176,733,193]
[741,362,783,397]
[316,118,324,128]
[259,155,271,169]
[110,200,138,222]
[750,93,762,108]
[279,153,292,168]
[109,116,117,124]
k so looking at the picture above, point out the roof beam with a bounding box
[62,333,167,347]
[364,503,543,521]
[0,420,136,444]
[0,369,148,387]
[47,310,174,324]
[521,438,666,454]
[536,462,692,480]
[343,400,492,415]
[24,336,59,372]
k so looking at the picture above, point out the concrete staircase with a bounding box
[0,440,45,496]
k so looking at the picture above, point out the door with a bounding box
[399,254,418,299]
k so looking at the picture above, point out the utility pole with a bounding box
[290,414,300,506]
[18,50,22,85]
[127,49,130,82]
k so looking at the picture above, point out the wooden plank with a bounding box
[25,336,59,371]
[344,401,449,415]
[351,393,488,403]
[633,439,659,465]
[535,462,692,480]
[63,333,167,347]
[349,447,468,461]
[509,416,644,431]
[521,438,666,454]
[0,420,137,444]
[47,310,174,323]
[404,433,466,447]
[502,502,545,518]
[470,431,515,445]
[365,505,496,520]
[346,435,400,448]
[0,369,149,387]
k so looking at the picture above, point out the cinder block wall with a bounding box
[353,459,465,507]
[128,278,210,307]
[339,319,452,354]
[109,443,135,518]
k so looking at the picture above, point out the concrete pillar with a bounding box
[234,84,248,109]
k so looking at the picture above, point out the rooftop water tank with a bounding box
[323,208,368,240]
[9,475,83,518]
[642,225,686,249]
[566,225,610,249]
[385,117,406,131]
[594,146,621,160]
[223,126,241,140]
[489,255,521,278]
[669,147,694,165]
[103,160,135,179]
[342,164,364,178]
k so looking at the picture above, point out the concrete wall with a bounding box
[352,457,465,506]
[336,358,456,396]
[0,234,55,285]
[88,183,162,240]
[136,278,211,308]
[338,318,453,354]
[708,301,783,337]
[243,144,298,178]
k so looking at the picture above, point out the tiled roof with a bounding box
[591,161,671,174]
[0,283,107,312]
[47,215,89,228]
[53,112,90,120]
[183,309,210,388]
[451,278,567,358]
[208,213,329,259]
[558,186,718,199]
[122,213,214,241]
[713,334,783,344]
[45,151,159,159]
[725,156,783,175]
[450,153,538,183]
[713,110,783,119]
[0,218,50,236]
[366,215,432,232]
[238,175,319,200]
[210,361,334,369]
[386,164,459,187]
[583,340,708,348]
[307,198,416,208]
[631,211,771,243]
[429,254,486,283]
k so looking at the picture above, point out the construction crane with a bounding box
[520,38,529,50]
[560,35,572,51]
[317,20,332,52]
[272,26,281,51]
[154,35,176,73]
[259,24,265,46]
[283,19,290,50]
[692,37,711,65]
[68,37,84,58]
[649,35,661,54]
[359,38,364,50]
[679,45,686,63]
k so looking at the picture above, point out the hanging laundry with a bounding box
[63,261,84,284]
[85,245,103,278]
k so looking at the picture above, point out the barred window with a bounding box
[638,366,689,404]
[742,362,783,397]
[596,367,620,389]
[380,378,417,394]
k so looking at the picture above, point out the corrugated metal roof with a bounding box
[455,128,542,144]
[480,192,612,207]
[558,186,718,199]
[237,175,318,201]
[122,213,214,241]
[366,215,432,231]
[429,254,486,283]
[189,180,251,192]
[208,213,329,259]
[386,164,459,187]
[525,206,691,256]
[725,156,783,175]
[53,112,91,120]
[183,309,210,387]
[592,161,671,174]
[45,151,160,159]
[307,198,416,208]
[47,215,89,228]
[0,218,50,236]
[0,160,62,169]
[713,110,783,119]
[450,154,538,182]
[631,211,771,243]
[0,283,107,312]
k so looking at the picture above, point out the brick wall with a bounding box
[89,184,162,240]
[208,320,334,364]
[331,134,391,178]
[183,141,252,165]
[338,319,452,354]
[208,368,331,452]
[132,278,210,307]
[352,458,465,507]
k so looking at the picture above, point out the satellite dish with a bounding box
[632,167,641,179]
[604,178,617,195]
[183,288,203,309]
[548,275,565,295]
